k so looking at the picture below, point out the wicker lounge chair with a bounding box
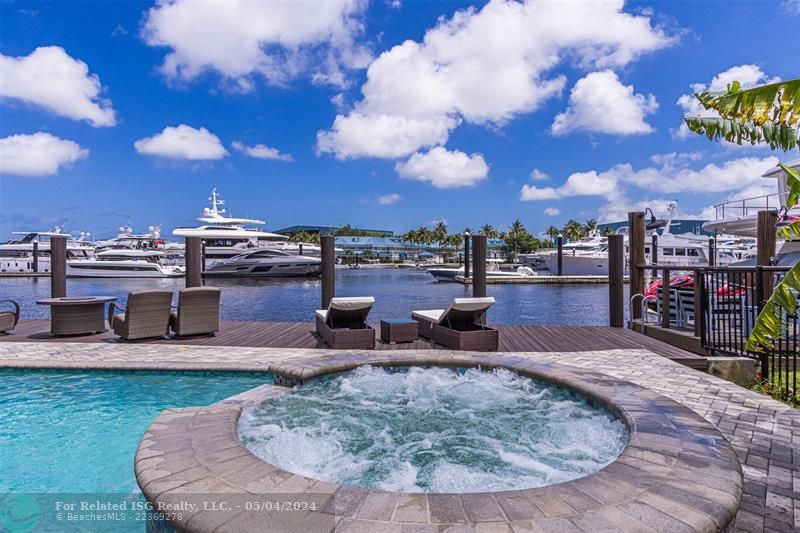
[316,297,376,349]
[0,299,20,334]
[170,287,221,337]
[107,290,172,340]
[412,297,498,351]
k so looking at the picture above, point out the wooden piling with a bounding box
[321,235,335,309]
[756,210,777,298]
[185,237,203,288]
[694,269,704,338]
[628,212,646,320]
[556,235,563,276]
[50,236,67,298]
[32,241,39,273]
[464,233,471,279]
[472,235,487,298]
[708,238,716,266]
[201,241,207,276]
[608,234,624,327]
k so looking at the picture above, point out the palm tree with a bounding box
[683,78,800,359]
[562,219,584,241]
[584,219,598,235]
[545,225,560,244]
[432,221,447,246]
[480,224,499,238]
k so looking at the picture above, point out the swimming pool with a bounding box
[0,368,272,493]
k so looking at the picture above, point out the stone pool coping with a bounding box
[135,351,743,533]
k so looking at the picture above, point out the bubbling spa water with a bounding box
[237,366,628,493]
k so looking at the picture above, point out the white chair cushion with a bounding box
[411,309,444,322]
[450,297,495,313]
[329,297,375,311]
[315,310,327,321]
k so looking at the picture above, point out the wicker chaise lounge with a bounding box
[316,297,376,349]
[412,296,498,351]
[170,287,221,337]
[108,290,172,340]
[0,299,20,334]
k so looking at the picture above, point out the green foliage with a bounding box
[333,224,392,237]
[683,79,800,150]
[287,231,320,244]
[503,219,544,256]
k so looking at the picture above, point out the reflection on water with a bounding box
[0,269,627,325]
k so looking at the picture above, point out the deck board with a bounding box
[1,320,708,370]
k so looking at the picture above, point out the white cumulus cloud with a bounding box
[134,124,228,160]
[529,169,549,181]
[675,64,779,139]
[395,147,488,189]
[551,70,658,136]
[317,0,674,159]
[142,0,371,90]
[0,46,116,127]
[232,141,293,161]
[543,207,560,216]
[0,132,88,176]
[377,193,402,205]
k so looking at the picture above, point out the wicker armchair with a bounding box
[412,297,498,351]
[107,290,172,340]
[315,297,375,349]
[0,299,20,334]
[169,287,221,337]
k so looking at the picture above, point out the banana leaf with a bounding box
[745,261,800,353]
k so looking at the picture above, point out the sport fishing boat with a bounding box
[203,248,321,278]
[66,249,184,278]
[0,227,94,273]
[428,260,536,282]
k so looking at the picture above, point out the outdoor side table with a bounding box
[380,318,419,344]
[36,296,116,336]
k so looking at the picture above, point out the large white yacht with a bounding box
[94,225,184,265]
[67,249,184,278]
[0,228,94,273]
[704,159,800,266]
[203,248,321,278]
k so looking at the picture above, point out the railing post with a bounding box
[321,235,335,309]
[185,237,203,288]
[556,235,563,276]
[32,241,39,273]
[50,235,67,298]
[694,268,704,339]
[608,235,624,327]
[464,233,471,279]
[298,243,303,256]
[650,234,658,278]
[628,212,646,320]
[661,269,671,329]
[201,241,207,277]
[472,235,487,298]
[756,210,777,297]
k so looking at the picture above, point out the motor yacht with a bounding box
[203,248,321,278]
[95,225,184,265]
[172,188,316,263]
[66,249,184,278]
[0,227,94,273]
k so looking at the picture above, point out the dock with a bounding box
[0,320,708,370]
[0,272,51,278]
[455,275,629,284]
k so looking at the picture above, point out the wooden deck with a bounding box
[1,320,708,370]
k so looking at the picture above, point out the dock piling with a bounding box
[556,235,563,277]
[321,235,335,309]
[660,269,671,329]
[708,238,716,266]
[608,235,624,327]
[756,210,777,298]
[472,234,487,298]
[628,212,646,320]
[50,236,67,298]
[185,237,203,288]
[32,241,39,273]
[464,232,471,279]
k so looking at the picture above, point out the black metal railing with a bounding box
[634,264,797,403]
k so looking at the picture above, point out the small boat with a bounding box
[203,248,321,278]
[67,249,184,278]
[428,261,537,282]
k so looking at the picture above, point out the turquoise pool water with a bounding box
[0,369,272,493]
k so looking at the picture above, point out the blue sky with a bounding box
[0,0,798,239]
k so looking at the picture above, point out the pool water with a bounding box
[0,369,272,493]
[238,366,627,493]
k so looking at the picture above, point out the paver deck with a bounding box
[0,320,709,369]
[0,341,796,531]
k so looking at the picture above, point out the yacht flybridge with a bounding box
[0,228,94,273]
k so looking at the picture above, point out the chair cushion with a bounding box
[450,297,496,312]
[411,309,444,322]
[329,297,375,311]
[315,310,327,321]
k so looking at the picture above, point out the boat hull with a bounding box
[543,254,610,276]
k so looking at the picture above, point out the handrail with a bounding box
[634,264,790,273]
